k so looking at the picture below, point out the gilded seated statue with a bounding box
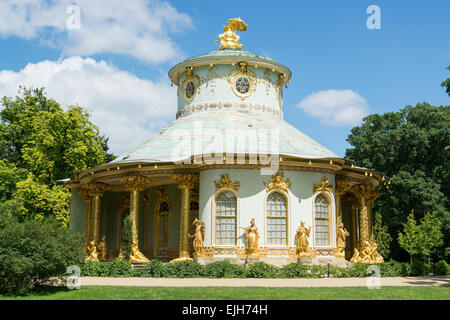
[85,240,99,262]
[129,239,149,263]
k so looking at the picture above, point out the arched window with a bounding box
[314,194,330,246]
[215,190,237,245]
[266,192,287,245]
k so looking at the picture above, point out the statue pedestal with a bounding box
[298,256,313,264]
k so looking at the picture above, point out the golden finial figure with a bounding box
[216,17,247,50]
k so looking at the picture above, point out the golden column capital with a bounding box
[351,184,379,202]
[335,178,352,196]
[121,176,151,191]
[83,182,110,197]
[172,174,196,190]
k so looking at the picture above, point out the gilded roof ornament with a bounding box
[215,17,247,50]
[214,173,240,191]
[313,177,333,194]
[264,171,291,193]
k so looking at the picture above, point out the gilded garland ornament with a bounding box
[214,173,240,191]
[313,177,333,194]
[335,177,352,196]
[264,171,291,193]
[227,61,256,100]
[181,66,200,103]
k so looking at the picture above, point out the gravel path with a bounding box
[78,276,450,287]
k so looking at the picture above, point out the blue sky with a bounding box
[0,0,448,157]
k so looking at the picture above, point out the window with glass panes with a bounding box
[314,194,330,246]
[215,191,237,245]
[266,192,287,245]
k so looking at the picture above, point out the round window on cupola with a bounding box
[181,66,200,103]
[185,81,195,99]
[235,76,250,94]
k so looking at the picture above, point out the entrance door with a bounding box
[157,202,169,259]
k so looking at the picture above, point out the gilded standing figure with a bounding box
[241,218,259,256]
[296,221,311,256]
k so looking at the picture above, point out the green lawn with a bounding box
[1,286,449,300]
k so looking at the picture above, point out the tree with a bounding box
[420,211,443,263]
[0,87,113,225]
[398,211,443,264]
[121,215,133,261]
[346,103,450,261]
[441,65,450,96]
[398,211,422,264]
[372,211,392,259]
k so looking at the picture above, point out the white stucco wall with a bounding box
[199,169,336,250]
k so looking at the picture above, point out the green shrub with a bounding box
[133,259,168,277]
[329,265,352,278]
[280,263,309,278]
[347,263,368,277]
[411,260,427,276]
[109,258,133,277]
[0,213,84,295]
[246,262,280,278]
[378,261,404,277]
[121,215,133,261]
[203,260,247,278]
[165,261,205,278]
[435,260,449,275]
[400,262,411,276]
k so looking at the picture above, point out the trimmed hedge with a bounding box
[80,259,418,278]
[435,260,449,276]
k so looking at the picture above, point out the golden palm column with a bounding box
[335,177,352,225]
[83,182,109,261]
[344,195,360,252]
[171,174,196,262]
[121,176,150,263]
[352,184,379,246]
[80,188,93,253]
[86,183,110,245]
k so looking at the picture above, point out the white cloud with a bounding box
[0,0,192,63]
[296,89,369,126]
[0,57,177,154]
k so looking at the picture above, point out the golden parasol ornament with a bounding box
[227,17,247,31]
[216,17,247,50]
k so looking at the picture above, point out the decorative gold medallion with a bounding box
[182,67,200,103]
[227,61,256,100]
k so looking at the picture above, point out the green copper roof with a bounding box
[111,109,338,164]
[184,49,276,63]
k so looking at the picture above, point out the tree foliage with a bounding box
[441,65,450,97]
[121,215,133,261]
[346,103,450,261]
[398,211,443,264]
[0,87,113,225]
[373,211,392,259]
[0,210,84,295]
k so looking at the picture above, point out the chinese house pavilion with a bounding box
[68,18,386,266]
